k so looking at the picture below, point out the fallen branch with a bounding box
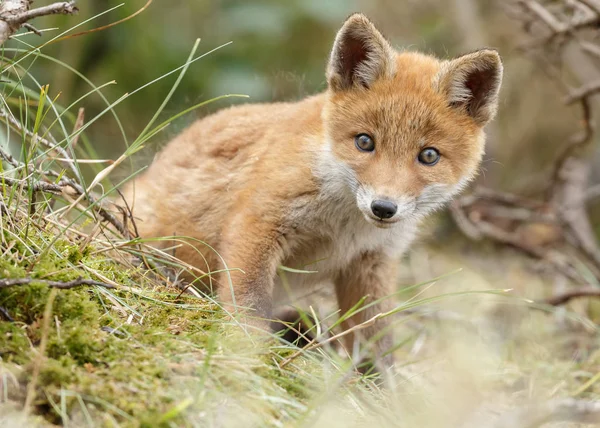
[0,1,78,45]
[0,276,115,289]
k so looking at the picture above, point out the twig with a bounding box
[0,109,80,181]
[470,186,547,210]
[10,2,78,23]
[0,144,22,168]
[0,174,64,194]
[2,173,127,240]
[0,306,14,322]
[519,0,600,38]
[450,200,483,240]
[0,1,78,45]
[520,0,568,33]
[52,173,130,237]
[115,188,138,238]
[552,98,592,190]
[565,79,600,104]
[542,285,600,305]
[0,276,116,289]
[22,23,41,36]
[579,0,600,14]
[0,106,129,237]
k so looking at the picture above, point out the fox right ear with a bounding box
[436,49,503,126]
[326,13,396,92]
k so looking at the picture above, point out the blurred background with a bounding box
[24,0,583,197]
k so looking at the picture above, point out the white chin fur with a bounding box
[362,215,399,229]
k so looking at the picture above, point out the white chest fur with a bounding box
[274,190,417,304]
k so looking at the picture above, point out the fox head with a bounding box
[320,13,502,228]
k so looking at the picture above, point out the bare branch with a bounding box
[0,276,115,290]
[550,97,593,190]
[541,285,600,305]
[473,187,547,210]
[579,0,600,14]
[0,109,81,180]
[0,144,21,168]
[9,1,78,24]
[0,108,129,237]
[449,200,483,240]
[0,175,64,194]
[565,80,600,104]
[520,0,568,33]
[0,1,78,45]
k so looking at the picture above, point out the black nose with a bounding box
[371,200,397,219]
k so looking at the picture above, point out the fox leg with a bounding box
[218,214,285,328]
[334,251,397,373]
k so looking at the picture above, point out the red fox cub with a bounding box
[124,13,502,371]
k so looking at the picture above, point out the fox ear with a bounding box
[436,49,503,126]
[327,13,396,92]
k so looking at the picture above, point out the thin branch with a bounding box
[472,186,547,210]
[450,200,483,240]
[578,0,600,14]
[0,174,63,194]
[8,2,78,24]
[541,285,600,305]
[520,0,568,33]
[0,137,129,238]
[0,1,78,45]
[551,98,593,190]
[0,276,115,290]
[519,0,600,37]
[0,144,21,168]
[0,109,80,180]
[22,23,41,36]
[565,80,600,104]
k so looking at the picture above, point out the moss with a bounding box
[0,211,321,427]
[0,323,30,364]
[0,282,53,324]
[37,356,77,386]
[0,257,27,279]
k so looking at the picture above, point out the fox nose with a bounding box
[371,200,397,219]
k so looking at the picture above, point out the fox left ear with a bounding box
[327,13,396,92]
[436,49,503,126]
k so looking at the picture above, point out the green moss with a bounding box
[0,323,30,364]
[0,211,322,427]
[37,356,77,386]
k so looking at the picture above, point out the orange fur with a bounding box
[123,13,503,370]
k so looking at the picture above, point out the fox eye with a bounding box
[418,148,440,165]
[355,134,375,152]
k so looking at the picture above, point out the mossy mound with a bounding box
[0,213,333,427]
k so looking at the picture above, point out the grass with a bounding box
[1,7,600,428]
